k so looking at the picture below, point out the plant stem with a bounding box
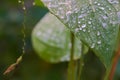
[77,43,84,80]
[104,45,120,80]
[22,0,26,56]
[67,33,75,80]
[3,0,26,75]
[104,67,111,80]
[109,45,120,80]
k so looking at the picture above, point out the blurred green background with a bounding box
[0,0,120,80]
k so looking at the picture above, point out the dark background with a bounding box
[0,0,120,80]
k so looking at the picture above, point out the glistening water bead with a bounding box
[22,6,26,10]
[18,0,22,3]
[81,24,86,28]
[97,31,100,36]
[91,43,95,48]
[88,21,91,24]
[33,2,36,6]
[97,41,101,44]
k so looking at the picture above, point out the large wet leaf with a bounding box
[32,13,88,63]
[41,0,120,68]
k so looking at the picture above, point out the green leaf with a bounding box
[32,13,88,63]
[34,0,45,7]
[41,0,120,68]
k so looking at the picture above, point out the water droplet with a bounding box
[109,8,112,11]
[88,21,91,24]
[99,7,105,10]
[97,31,100,36]
[33,2,36,6]
[94,1,97,4]
[88,30,90,33]
[89,18,92,20]
[83,29,86,32]
[102,15,108,20]
[74,8,79,13]
[91,43,95,48]
[97,40,101,44]
[81,24,86,28]
[79,27,82,30]
[106,48,109,51]
[97,3,101,6]
[58,7,63,10]
[102,23,107,28]
[66,11,72,15]
[75,28,79,32]
[78,14,87,19]
[60,54,70,61]
[82,18,85,21]
[60,16,65,19]
[23,6,26,10]
[18,0,22,3]
[78,21,81,24]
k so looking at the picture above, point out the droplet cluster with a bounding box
[41,0,119,52]
[18,0,36,11]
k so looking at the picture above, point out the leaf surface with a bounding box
[41,0,120,68]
